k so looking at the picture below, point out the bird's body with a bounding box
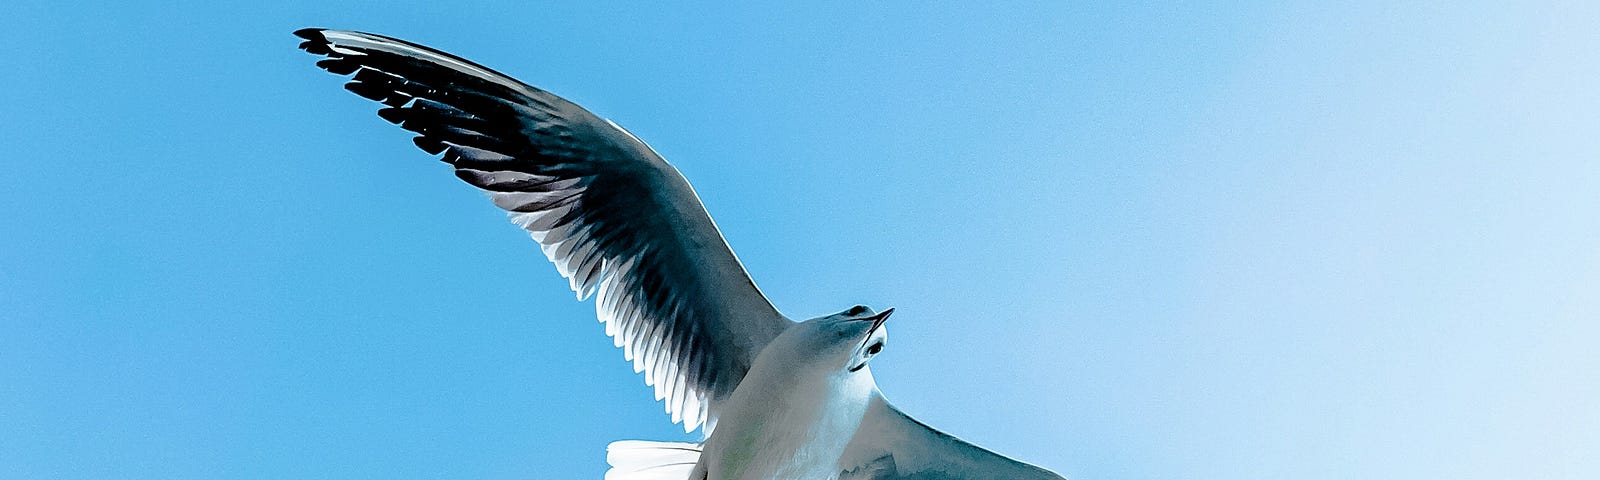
[295,28,1065,480]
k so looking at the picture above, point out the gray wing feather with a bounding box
[840,395,1066,479]
[296,29,791,433]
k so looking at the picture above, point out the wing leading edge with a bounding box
[840,395,1066,479]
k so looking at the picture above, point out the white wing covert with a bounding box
[296,29,791,434]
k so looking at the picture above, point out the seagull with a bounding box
[295,28,1065,480]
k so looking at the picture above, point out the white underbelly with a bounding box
[705,424,853,480]
[702,384,872,479]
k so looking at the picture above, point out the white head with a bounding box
[756,305,893,381]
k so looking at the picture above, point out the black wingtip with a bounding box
[376,106,408,124]
[413,135,448,155]
[316,58,359,75]
[295,28,333,54]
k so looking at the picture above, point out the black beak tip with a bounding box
[872,307,894,326]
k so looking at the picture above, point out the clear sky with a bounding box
[2,1,1596,479]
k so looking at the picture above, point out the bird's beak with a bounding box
[861,307,893,334]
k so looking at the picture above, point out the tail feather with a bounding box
[605,440,701,480]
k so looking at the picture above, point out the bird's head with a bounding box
[764,305,892,378]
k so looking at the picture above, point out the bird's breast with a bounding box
[701,369,878,480]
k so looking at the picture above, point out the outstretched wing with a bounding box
[839,395,1066,479]
[295,28,791,433]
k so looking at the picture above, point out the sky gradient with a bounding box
[2,2,1597,479]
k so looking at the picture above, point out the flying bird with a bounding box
[295,28,1065,480]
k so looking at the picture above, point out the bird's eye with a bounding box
[846,305,868,316]
[865,342,883,356]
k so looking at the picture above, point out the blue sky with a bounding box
[3,1,1597,479]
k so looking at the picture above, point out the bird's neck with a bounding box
[731,363,879,435]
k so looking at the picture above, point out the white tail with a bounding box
[605,440,701,480]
